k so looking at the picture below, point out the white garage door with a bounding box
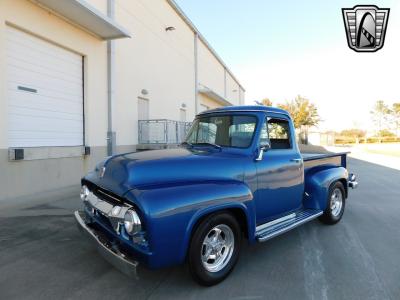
[6,26,84,147]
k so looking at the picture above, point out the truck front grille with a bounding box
[90,186,125,206]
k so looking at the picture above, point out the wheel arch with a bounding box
[338,178,348,198]
[304,166,348,211]
[180,203,255,263]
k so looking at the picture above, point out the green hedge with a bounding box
[335,137,400,144]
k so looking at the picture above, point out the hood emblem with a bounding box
[100,167,106,178]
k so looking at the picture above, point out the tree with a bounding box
[340,129,366,144]
[278,95,320,144]
[370,100,391,137]
[341,129,366,138]
[377,129,395,137]
[278,95,320,129]
[255,98,273,106]
[391,103,400,137]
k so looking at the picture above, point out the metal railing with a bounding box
[138,119,192,144]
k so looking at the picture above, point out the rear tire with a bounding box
[319,181,346,225]
[188,213,241,286]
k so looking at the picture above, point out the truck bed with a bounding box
[301,152,349,170]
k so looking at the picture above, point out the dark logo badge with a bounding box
[342,5,390,52]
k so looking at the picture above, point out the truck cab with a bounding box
[75,105,358,286]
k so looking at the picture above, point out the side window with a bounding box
[267,118,291,149]
[197,122,217,143]
[228,116,256,148]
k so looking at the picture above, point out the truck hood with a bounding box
[86,148,246,196]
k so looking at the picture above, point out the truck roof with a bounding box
[198,105,290,117]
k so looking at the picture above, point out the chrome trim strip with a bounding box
[96,189,123,204]
[257,211,323,242]
[74,211,138,277]
[85,192,130,220]
[256,213,296,232]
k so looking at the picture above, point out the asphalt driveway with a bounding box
[1,158,399,300]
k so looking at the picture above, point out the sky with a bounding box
[175,0,399,132]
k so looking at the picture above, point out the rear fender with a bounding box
[304,167,348,211]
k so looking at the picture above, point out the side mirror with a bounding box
[255,139,271,161]
[260,139,271,151]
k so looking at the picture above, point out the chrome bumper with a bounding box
[349,181,358,189]
[348,173,358,189]
[74,211,138,277]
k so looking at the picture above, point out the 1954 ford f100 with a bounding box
[75,105,358,286]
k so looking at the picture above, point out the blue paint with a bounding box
[81,106,352,269]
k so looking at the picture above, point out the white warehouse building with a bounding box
[0,0,245,202]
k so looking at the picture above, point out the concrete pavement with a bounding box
[349,149,400,171]
[0,158,399,299]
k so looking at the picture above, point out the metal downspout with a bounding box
[194,32,199,114]
[224,68,227,98]
[107,0,116,155]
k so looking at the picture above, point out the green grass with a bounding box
[357,143,400,158]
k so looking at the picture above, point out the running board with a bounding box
[256,209,323,242]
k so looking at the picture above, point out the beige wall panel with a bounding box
[87,0,108,15]
[113,0,196,146]
[226,72,241,105]
[197,40,225,98]
[239,88,245,104]
[199,94,222,110]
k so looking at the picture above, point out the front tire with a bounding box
[188,213,241,286]
[319,181,346,225]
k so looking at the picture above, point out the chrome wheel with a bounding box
[201,224,234,273]
[330,188,343,217]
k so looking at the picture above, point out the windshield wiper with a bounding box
[192,142,222,150]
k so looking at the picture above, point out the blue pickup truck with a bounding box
[75,105,357,286]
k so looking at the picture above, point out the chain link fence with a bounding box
[138,120,192,145]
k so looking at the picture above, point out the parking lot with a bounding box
[1,157,399,300]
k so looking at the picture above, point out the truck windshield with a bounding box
[185,115,257,148]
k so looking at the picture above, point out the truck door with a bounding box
[255,116,304,225]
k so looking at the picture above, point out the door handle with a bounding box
[290,158,302,163]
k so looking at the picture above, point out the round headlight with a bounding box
[124,209,142,235]
[80,185,90,201]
